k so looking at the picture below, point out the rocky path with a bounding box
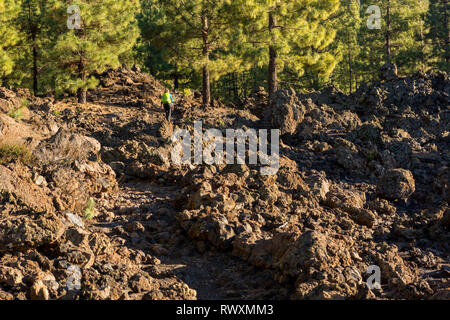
[95,181,289,300]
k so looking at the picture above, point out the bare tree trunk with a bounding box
[202,14,211,108]
[348,51,353,93]
[445,0,449,65]
[419,14,425,72]
[386,0,392,63]
[27,4,38,95]
[77,58,87,104]
[32,33,38,96]
[347,0,353,93]
[268,11,278,101]
[232,72,238,100]
[174,74,179,90]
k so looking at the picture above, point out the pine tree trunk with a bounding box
[348,51,353,93]
[77,59,87,104]
[386,0,392,63]
[268,12,278,100]
[419,15,425,72]
[347,29,353,93]
[444,0,449,65]
[202,65,210,107]
[32,34,38,96]
[28,4,38,96]
[174,74,179,90]
[77,84,87,104]
[232,72,238,100]
[202,14,211,108]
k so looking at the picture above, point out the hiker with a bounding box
[161,88,174,122]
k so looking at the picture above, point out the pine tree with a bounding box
[137,2,191,89]
[426,0,449,71]
[48,0,140,103]
[329,0,361,93]
[0,0,20,82]
[13,0,54,95]
[237,0,340,99]
[358,0,429,78]
[140,0,246,108]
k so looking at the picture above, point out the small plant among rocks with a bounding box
[183,88,192,98]
[0,144,35,165]
[83,197,96,220]
[8,99,29,120]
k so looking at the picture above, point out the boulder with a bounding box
[380,63,398,81]
[30,280,50,300]
[270,88,305,134]
[0,266,23,286]
[0,113,40,146]
[0,165,55,213]
[156,121,173,140]
[377,169,416,200]
[0,88,16,99]
[35,128,101,163]
[0,215,66,252]
[440,208,450,230]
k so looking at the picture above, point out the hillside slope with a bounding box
[0,68,448,300]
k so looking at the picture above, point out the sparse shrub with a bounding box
[183,88,192,98]
[8,108,23,119]
[0,144,35,165]
[7,99,29,120]
[83,197,95,220]
[20,98,29,108]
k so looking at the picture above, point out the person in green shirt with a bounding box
[161,88,174,122]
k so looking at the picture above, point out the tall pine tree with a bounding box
[358,0,429,78]
[0,0,20,82]
[141,0,245,108]
[426,0,449,71]
[237,0,340,99]
[48,0,140,103]
[13,0,54,95]
[328,0,361,93]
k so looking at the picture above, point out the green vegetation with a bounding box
[83,197,95,220]
[0,0,447,103]
[8,99,29,120]
[0,0,20,79]
[8,107,24,120]
[49,0,140,103]
[183,88,192,98]
[0,144,35,165]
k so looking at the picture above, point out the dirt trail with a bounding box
[51,68,288,299]
[95,181,288,300]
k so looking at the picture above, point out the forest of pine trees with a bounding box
[0,0,448,104]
